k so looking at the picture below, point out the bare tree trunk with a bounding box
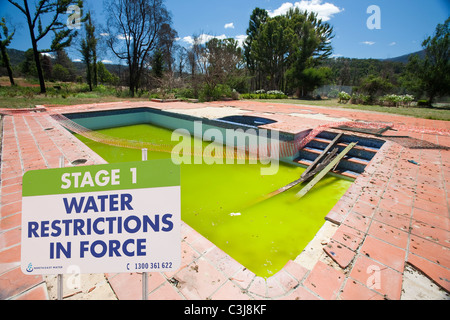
[23,1,46,93]
[0,46,14,86]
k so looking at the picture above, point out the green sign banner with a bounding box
[22,159,180,197]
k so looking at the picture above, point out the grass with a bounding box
[0,94,142,109]
[256,98,450,121]
[0,78,149,109]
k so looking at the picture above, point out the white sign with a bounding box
[21,160,181,275]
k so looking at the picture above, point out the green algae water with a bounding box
[75,123,352,278]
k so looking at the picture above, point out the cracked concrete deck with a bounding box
[1,100,449,300]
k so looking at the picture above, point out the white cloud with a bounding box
[268,0,343,21]
[117,34,133,41]
[224,23,235,29]
[182,34,227,45]
[100,33,109,37]
[102,60,113,64]
[235,35,248,47]
[182,36,194,45]
[181,34,248,48]
[389,42,396,46]
[41,52,54,59]
[361,41,375,45]
[269,2,296,17]
[72,58,82,62]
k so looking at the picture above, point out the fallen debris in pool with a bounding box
[408,160,419,166]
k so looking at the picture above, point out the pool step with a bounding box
[294,130,385,179]
[308,138,378,161]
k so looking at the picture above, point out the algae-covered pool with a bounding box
[75,123,352,278]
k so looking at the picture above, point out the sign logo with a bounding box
[26,263,34,273]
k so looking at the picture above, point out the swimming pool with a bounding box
[64,107,353,278]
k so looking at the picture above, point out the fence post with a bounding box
[141,148,148,300]
[57,156,65,300]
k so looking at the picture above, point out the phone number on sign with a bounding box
[127,262,172,271]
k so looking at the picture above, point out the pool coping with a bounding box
[1,101,449,300]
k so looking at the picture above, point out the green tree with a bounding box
[157,23,178,74]
[244,7,334,95]
[244,8,268,91]
[403,17,450,105]
[52,63,70,81]
[97,62,118,85]
[41,54,53,80]
[295,67,332,97]
[151,49,165,79]
[358,75,393,102]
[0,18,15,86]
[21,48,38,77]
[252,15,294,91]
[80,38,92,90]
[8,0,83,93]
[80,12,97,91]
[285,8,334,96]
[54,49,76,81]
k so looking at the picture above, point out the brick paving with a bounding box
[0,101,449,300]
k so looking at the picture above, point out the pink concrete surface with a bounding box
[1,100,449,300]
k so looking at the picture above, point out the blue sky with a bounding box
[1,0,449,62]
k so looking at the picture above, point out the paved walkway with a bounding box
[0,101,449,300]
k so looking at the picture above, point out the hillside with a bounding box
[6,49,26,66]
[383,49,426,63]
[4,48,124,76]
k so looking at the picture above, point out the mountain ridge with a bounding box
[382,49,426,63]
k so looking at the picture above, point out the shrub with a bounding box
[400,94,414,106]
[350,93,370,105]
[94,85,116,96]
[266,90,287,99]
[240,93,258,99]
[380,94,401,107]
[199,84,232,102]
[240,90,288,100]
[379,94,415,107]
[175,87,195,99]
[52,64,71,82]
[417,99,430,107]
[338,91,351,103]
[358,75,394,102]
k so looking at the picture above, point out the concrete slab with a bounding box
[401,264,449,300]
